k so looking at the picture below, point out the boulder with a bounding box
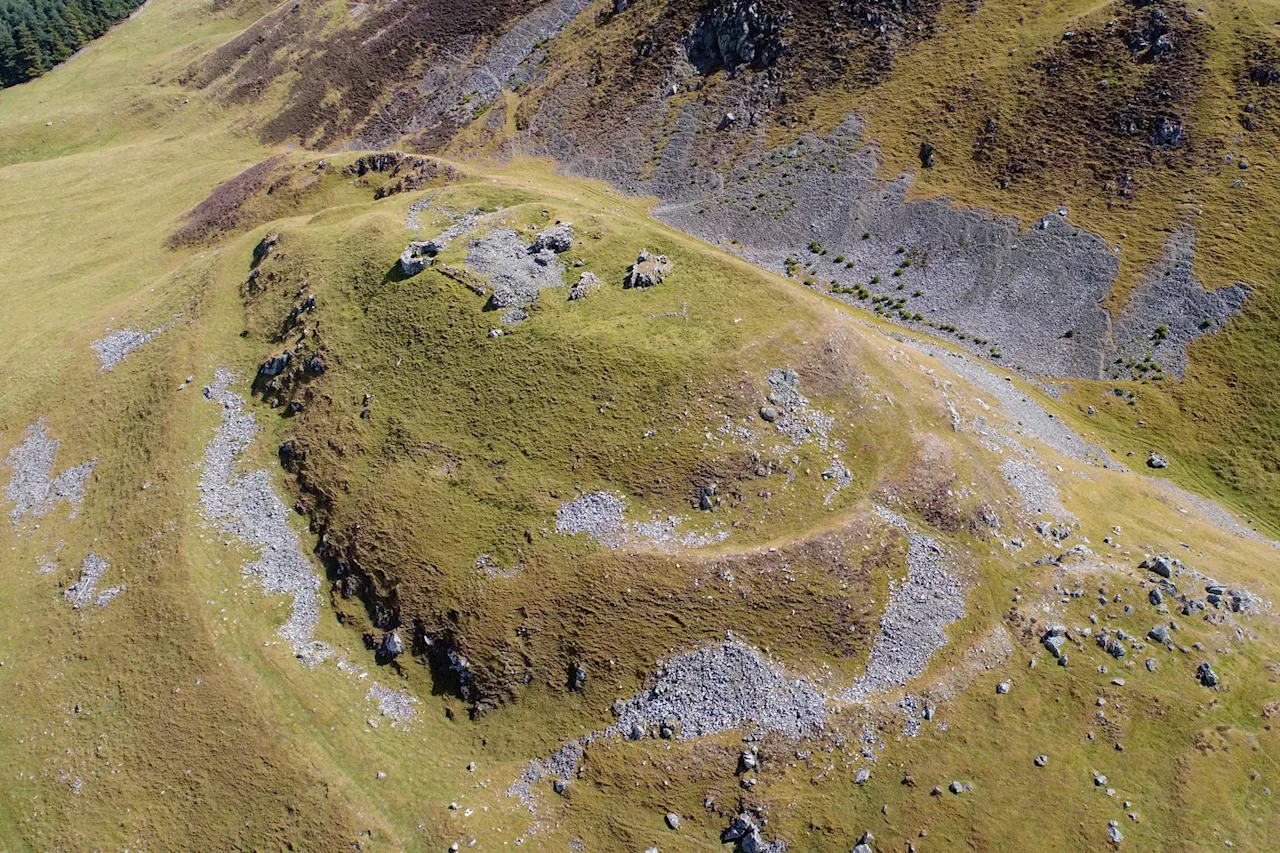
[531,223,574,254]
[1197,661,1219,687]
[257,352,292,379]
[382,631,404,657]
[722,812,759,843]
[1147,452,1169,469]
[568,271,600,301]
[399,240,443,276]
[666,813,681,830]
[1148,624,1170,645]
[625,249,673,288]
[1143,555,1173,578]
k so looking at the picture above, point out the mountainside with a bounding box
[1,1,1279,851]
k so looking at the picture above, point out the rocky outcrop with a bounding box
[568,271,599,301]
[399,240,444,276]
[687,1,788,74]
[624,249,672,288]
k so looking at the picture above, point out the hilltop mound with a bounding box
[1,0,1279,851]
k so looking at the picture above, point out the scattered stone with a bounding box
[64,553,118,610]
[4,420,96,527]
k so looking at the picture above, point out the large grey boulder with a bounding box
[625,249,673,288]
[399,240,443,276]
[531,223,574,254]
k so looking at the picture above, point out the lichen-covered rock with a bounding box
[399,240,443,276]
[625,249,672,288]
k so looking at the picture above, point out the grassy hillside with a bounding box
[0,1,1278,851]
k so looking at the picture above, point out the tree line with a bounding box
[0,0,146,88]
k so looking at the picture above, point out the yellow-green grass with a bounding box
[0,0,1278,849]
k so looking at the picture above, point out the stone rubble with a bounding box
[3,419,96,527]
[91,325,164,371]
[366,682,420,729]
[198,369,331,665]
[843,508,966,701]
[555,491,729,551]
[63,552,124,609]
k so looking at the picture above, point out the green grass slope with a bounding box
[0,1,1277,851]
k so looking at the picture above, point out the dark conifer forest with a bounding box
[0,0,145,87]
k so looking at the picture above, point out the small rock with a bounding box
[1147,453,1168,469]
[949,780,963,794]
[856,768,871,785]
[1035,754,1048,767]
[1197,661,1219,687]
[1107,819,1123,845]
[665,812,680,830]
[919,142,936,168]
[759,406,779,423]
[996,680,1011,695]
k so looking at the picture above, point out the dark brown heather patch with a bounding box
[166,155,283,247]
[184,0,539,149]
